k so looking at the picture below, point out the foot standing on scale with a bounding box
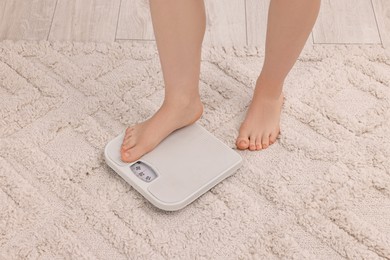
[120,0,321,163]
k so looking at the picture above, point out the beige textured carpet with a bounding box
[0,40,390,259]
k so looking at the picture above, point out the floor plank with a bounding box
[372,0,390,48]
[48,0,121,42]
[116,0,247,47]
[245,0,270,47]
[203,0,247,47]
[312,0,381,44]
[0,0,57,41]
[0,0,386,47]
[116,0,154,41]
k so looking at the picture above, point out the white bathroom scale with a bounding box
[104,122,243,211]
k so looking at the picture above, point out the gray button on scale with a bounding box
[104,123,243,211]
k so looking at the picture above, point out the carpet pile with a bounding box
[0,40,389,259]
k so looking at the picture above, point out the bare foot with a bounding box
[236,80,284,151]
[121,99,203,163]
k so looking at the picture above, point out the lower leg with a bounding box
[121,0,206,162]
[151,0,206,104]
[237,0,321,150]
[259,0,321,95]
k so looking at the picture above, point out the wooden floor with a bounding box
[0,0,389,48]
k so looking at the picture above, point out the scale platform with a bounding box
[104,122,242,211]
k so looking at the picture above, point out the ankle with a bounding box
[258,68,286,84]
[161,96,204,122]
[254,75,284,100]
[163,94,202,108]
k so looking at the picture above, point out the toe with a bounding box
[122,136,136,150]
[261,133,270,149]
[269,128,280,145]
[249,135,257,151]
[121,145,144,163]
[123,133,133,143]
[121,151,129,162]
[255,135,262,150]
[125,127,134,134]
[236,135,249,150]
[122,133,132,147]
